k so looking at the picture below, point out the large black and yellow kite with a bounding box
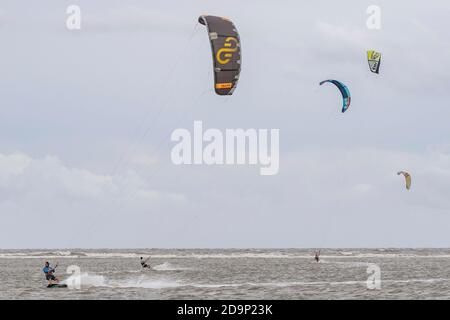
[199,15,241,95]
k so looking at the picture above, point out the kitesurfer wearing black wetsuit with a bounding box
[140,257,151,269]
[314,251,320,263]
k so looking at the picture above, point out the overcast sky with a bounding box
[1,1,450,248]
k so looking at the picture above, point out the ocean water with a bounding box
[1,248,450,299]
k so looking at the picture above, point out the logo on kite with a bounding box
[319,80,351,113]
[367,50,381,74]
[397,171,411,190]
[216,37,239,65]
[198,15,241,96]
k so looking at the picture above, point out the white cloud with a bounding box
[0,152,189,247]
[0,153,31,180]
[0,152,186,201]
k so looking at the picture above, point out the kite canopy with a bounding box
[319,80,351,113]
[397,171,411,190]
[198,15,241,95]
[367,50,381,74]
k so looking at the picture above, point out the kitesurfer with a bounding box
[140,257,151,269]
[314,251,320,263]
[43,261,59,285]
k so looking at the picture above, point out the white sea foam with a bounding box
[62,273,106,288]
[110,277,182,289]
[152,262,190,271]
[185,278,450,289]
[51,270,450,293]
[62,272,181,289]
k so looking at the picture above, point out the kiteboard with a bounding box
[47,283,68,288]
